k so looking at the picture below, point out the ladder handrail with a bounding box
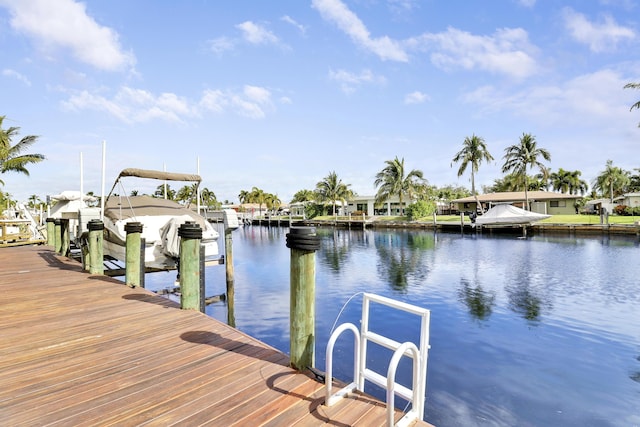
[325,322,360,407]
[386,341,421,427]
[324,293,431,427]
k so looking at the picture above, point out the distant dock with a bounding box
[0,246,432,426]
[241,216,640,237]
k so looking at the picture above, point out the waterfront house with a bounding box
[452,191,582,215]
[614,192,640,210]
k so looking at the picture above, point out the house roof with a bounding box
[452,191,581,203]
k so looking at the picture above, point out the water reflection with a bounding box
[318,229,351,273]
[632,355,640,383]
[374,232,435,292]
[505,281,547,321]
[458,279,495,321]
[190,226,640,427]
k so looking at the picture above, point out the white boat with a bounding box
[48,191,98,242]
[473,203,551,227]
[102,168,219,270]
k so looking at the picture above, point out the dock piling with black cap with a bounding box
[179,221,204,312]
[87,219,104,275]
[286,226,321,371]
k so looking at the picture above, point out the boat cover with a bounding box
[159,215,194,257]
[117,168,201,183]
[475,203,551,226]
[50,191,97,202]
[103,195,208,227]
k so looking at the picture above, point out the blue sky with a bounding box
[1,0,639,204]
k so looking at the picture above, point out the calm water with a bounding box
[145,225,640,427]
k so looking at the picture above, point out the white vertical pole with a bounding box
[197,157,201,215]
[163,163,167,199]
[100,141,106,219]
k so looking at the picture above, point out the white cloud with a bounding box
[208,37,235,55]
[329,68,386,94]
[1,0,135,71]
[463,69,634,127]
[312,0,409,62]
[200,85,274,119]
[62,87,192,123]
[281,15,307,35]
[562,7,636,52]
[516,0,536,7]
[404,91,429,104]
[312,0,539,79]
[2,68,31,86]
[236,21,279,45]
[407,27,538,80]
[199,89,227,114]
[61,84,277,123]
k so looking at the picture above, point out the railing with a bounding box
[325,293,431,427]
[0,219,33,244]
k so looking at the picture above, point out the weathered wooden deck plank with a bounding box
[0,246,432,426]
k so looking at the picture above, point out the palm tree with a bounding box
[291,189,315,203]
[592,160,630,202]
[374,157,424,216]
[315,171,353,217]
[502,133,551,210]
[0,190,10,208]
[154,184,175,200]
[175,184,196,204]
[452,135,494,213]
[265,193,281,213]
[249,187,267,216]
[27,194,41,209]
[550,168,588,195]
[200,187,218,209]
[238,190,250,204]
[624,82,640,127]
[0,115,45,185]
[629,168,640,192]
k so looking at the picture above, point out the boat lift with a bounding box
[325,293,431,427]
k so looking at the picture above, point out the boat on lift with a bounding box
[101,168,219,270]
[473,203,551,227]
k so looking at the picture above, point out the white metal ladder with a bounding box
[325,293,431,427]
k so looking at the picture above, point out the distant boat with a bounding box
[102,168,219,270]
[473,203,551,227]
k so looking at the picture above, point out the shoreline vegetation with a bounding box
[246,213,640,236]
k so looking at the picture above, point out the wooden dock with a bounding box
[0,245,431,426]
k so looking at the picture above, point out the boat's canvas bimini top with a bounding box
[104,195,208,228]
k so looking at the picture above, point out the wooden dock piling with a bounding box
[87,219,104,275]
[124,221,144,288]
[54,218,62,253]
[225,226,236,327]
[286,226,321,371]
[178,222,203,312]
[59,218,70,257]
[45,217,55,246]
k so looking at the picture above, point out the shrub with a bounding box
[614,205,630,216]
[406,200,436,220]
[304,203,325,219]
